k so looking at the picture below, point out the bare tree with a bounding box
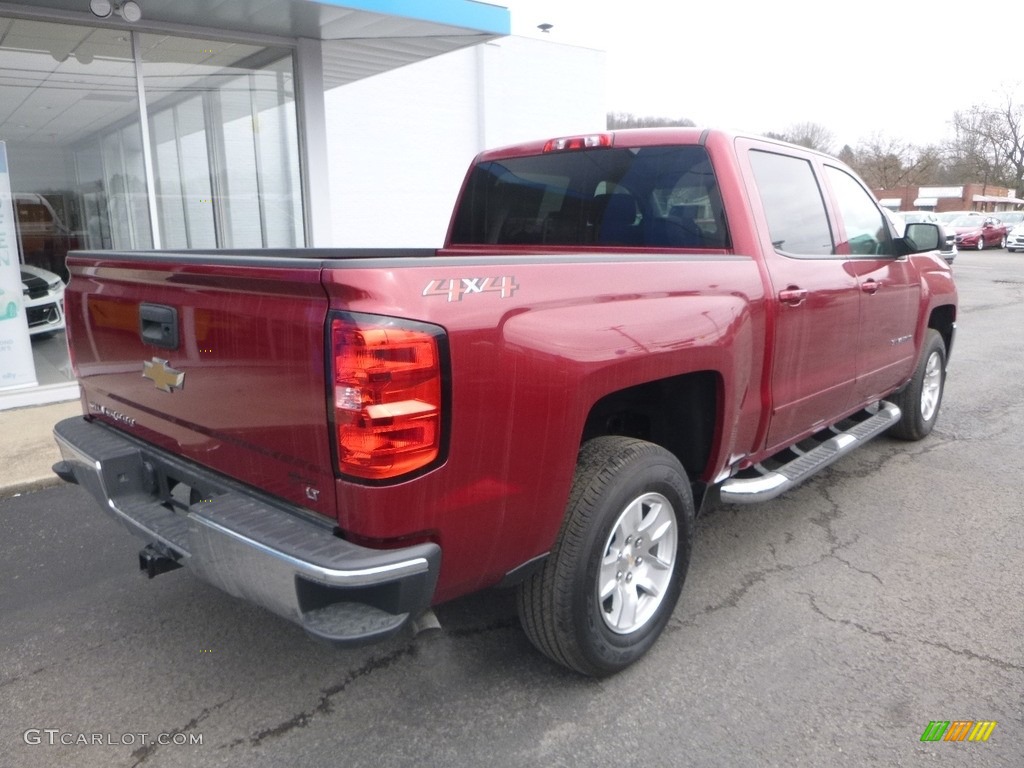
[847,134,941,189]
[949,92,1024,193]
[764,122,836,155]
[954,96,1021,187]
[607,112,696,129]
[949,109,1003,188]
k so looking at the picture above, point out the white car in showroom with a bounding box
[20,263,66,336]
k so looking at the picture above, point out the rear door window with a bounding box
[748,150,834,256]
[450,145,729,249]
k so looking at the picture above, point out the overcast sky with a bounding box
[500,0,1020,150]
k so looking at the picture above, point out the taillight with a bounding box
[330,313,446,481]
[543,133,613,152]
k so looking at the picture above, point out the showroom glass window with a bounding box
[0,16,305,400]
[139,34,303,249]
[0,18,145,268]
[0,18,144,392]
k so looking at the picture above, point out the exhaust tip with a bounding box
[411,609,442,638]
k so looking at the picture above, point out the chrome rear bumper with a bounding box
[53,416,440,645]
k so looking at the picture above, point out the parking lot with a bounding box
[1,249,1022,768]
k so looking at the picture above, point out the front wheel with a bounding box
[976,237,985,251]
[517,437,694,676]
[889,329,946,441]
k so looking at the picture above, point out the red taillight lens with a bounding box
[543,134,613,152]
[330,314,445,481]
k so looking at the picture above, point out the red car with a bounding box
[948,215,1007,250]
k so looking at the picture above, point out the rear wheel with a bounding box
[1000,235,1007,249]
[889,329,946,441]
[517,437,694,676]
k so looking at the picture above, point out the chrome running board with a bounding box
[720,401,901,504]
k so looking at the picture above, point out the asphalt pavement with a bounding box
[1,249,1022,768]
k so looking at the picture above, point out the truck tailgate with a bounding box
[65,252,338,518]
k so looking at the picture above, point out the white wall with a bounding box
[324,36,605,248]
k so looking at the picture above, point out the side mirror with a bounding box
[901,222,941,253]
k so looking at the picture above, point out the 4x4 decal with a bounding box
[423,276,519,302]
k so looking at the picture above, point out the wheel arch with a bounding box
[580,370,721,503]
[928,303,956,361]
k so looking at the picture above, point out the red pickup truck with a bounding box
[53,128,957,676]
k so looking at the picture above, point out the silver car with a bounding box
[888,211,957,264]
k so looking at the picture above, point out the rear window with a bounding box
[450,145,729,249]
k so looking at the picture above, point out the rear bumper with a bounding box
[53,416,440,646]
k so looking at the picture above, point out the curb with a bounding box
[0,400,83,500]
[0,473,64,500]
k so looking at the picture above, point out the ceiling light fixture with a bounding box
[119,1,142,23]
[90,0,142,23]
[89,0,111,17]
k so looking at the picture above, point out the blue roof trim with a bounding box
[3,0,510,42]
[308,0,510,35]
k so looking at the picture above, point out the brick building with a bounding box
[874,184,1024,213]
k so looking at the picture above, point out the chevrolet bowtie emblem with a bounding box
[142,358,185,393]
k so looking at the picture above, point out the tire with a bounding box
[888,329,946,441]
[1000,235,1007,249]
[976,237,984,251]
[517,436,694,676]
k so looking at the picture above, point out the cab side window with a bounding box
[749,150,834,256]
[825,165,895,256]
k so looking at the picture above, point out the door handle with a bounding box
[778,287,808,306]
[861,279,880,295]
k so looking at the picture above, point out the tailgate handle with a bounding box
[140,304,179,350]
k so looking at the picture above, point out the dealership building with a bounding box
[0,0,604,409]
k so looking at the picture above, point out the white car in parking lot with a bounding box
[1007,223,1024,253]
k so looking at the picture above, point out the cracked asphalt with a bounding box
[2,249,1022,768]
